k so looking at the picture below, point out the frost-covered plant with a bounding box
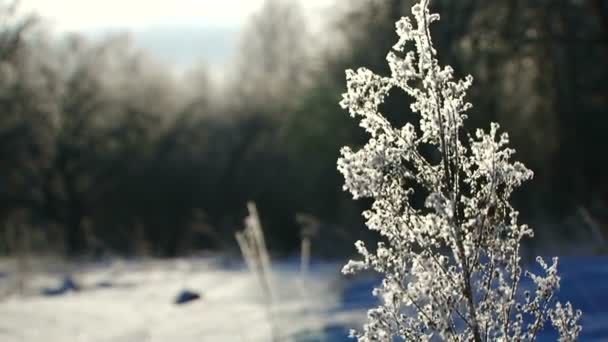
[338,0,582,340]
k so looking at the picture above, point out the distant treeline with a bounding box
[0,0,607,257]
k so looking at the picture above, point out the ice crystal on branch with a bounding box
[338,0,581,340]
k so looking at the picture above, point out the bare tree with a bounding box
[0,32,180,256]
[232,0,313,115]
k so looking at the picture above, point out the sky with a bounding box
[22,0,275,31]
[21,0,334,72]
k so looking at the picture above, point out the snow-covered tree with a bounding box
[338,0,582,340]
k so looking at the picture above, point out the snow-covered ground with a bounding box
[0,257,361,342]
[0,255,606,341]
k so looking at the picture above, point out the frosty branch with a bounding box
[338,0,582,340]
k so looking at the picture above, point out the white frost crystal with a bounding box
[338,0,582,340]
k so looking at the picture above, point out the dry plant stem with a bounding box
[300,236,311,277]
[235,202,278,341]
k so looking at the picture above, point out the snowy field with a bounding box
[0,256,606,341]
[0,257,362,342]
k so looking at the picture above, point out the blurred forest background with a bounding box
[0,0,607,259]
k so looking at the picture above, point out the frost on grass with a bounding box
[337,0,582,340]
